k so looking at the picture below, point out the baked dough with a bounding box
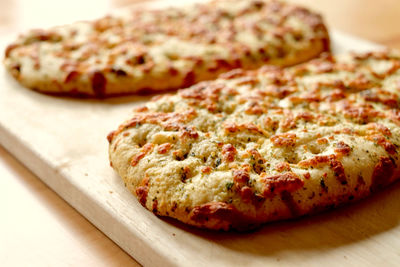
[4,0,329,97]
[108,51,400,230]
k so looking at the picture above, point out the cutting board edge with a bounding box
[0,122,180,267]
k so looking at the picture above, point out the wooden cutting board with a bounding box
[1,3,400,265]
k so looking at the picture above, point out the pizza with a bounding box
[108,51,400,230]
[4,0,329,97]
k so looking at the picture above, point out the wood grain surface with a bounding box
[288,0,400,49]
[0,1,399,266]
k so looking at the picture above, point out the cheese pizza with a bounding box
[4,0,329,97]
[108,51,400,230]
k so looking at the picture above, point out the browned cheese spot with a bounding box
[270,133,297,147]
[222,144,237,162]
[189,202,259,230]
[182,71,196,87]
[262,172,304,198]
[366,135,397,155]
[157,143,172,154]
[131,143,154,166]
[298,155,347,185]
[275,162,291,172]
[136,176,150,207]
[91,71,107,97]
[335,141,351,156]
[370,156,396,192]
[107,130,116,143]
[224,122,263,134]
[201,166,212,174]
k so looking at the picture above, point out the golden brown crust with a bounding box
[4,0,330,97]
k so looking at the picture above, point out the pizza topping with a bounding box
[157,143,172,154]
[222,144,237,162]
[182,71,196,87]
[295,111,315,122]
[275,162,291,172]
[173,150,187,161]
[370,156,395,191]
[330,158,347,185]
[347,74,376,91]
[389,110,400,126]
[317,137,328,144]
[289,92,321,104]
[64,70,80,83]
[134,105,149,113]
[190,202,235,224]
[117,108,197,137]
[324,89,346,102]
[264,85,297,98]
[270,133,297,147]
[248,148,266,174]
[236,76,259,86]
[224,122,263,134]
[131,143,154,166]
[220,69,246,79]
[231,169,265,205]
[280,114,296,131]
[367,122,391,136]
[262,172,304,197]
[245,101,265,115]
[179,83,225,112]
[362,89,399,108]
[342,105,382,124]
[23,29,63,44]
[314,61,334,74]
[263,117,279,131]
[180,166,192,182]
[298,155,347,185]
[233,169,250,186]
[5,44,19,58]
[110,67,128,77]
[334,141,351,156]
[201,166,212,174]
[249,149,265,163]
[189,202,259,230]
[107,130,116,143]
[353,51,391,61]
[135,175,150,207]
[298,155,332,167]
[368,61,400,79]
[366,134,397,154]
[91,71,107,97]
[180,126,199,139]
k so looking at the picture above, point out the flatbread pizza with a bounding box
[108,51,400,230]
[4,0,329,97]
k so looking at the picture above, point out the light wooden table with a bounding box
[0,0,400,266]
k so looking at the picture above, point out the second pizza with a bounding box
[4,0,329,97]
